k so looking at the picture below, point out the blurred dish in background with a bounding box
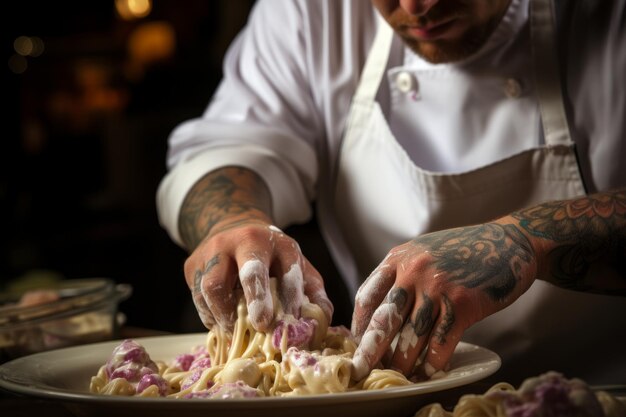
[0,278,131,362]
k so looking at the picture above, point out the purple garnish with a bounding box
[272,317,316,349]
[110,365,155,382]
[492,372,604,417]
[181,369,202,391]
[180,361,213,391]
[173,354,195,371]
[284,347,318,370]
[207,381,259,399]
[105,339,158,380]
[184,390,212,399]
[136,373,169,396]
[189,356,212,371]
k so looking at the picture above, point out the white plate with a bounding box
[0,333,500,417]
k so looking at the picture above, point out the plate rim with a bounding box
[0,332,501,407]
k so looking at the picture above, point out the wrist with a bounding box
[178,167,273,250]
[495,215,546,281]
[207,210,274,238]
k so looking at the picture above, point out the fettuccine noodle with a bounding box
[90,279,411,398]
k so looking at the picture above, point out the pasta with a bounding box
[90,279,411,398]
[413,372,626,417]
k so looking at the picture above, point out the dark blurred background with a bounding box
[2,0,351,333]
[1,0,255,333]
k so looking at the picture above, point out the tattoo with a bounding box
[179,167,272,249]
[433,295,454,345]
[413,293,435,337]
[194,270,202,293]
[512,190,626,293]
[415,224,533,301]
[512,191,626,242]
[387,287,408,311]
[193,254,220,293]
[191,255,220,328]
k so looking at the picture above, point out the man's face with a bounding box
[371,0,511,63]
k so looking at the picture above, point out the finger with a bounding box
[302,260,333,324]
[271,244,305,318]
[420,294,463,379]
[390,291,438,376]
[279,262,305,317]
[197,254,239,331]
[238,255,273,331]
[351,264,396,341]
[351,287,410,380]
[185,254,221,329]
[191,281,215,329]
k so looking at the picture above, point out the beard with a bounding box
[389,2,505,64]
[399,26,491,63]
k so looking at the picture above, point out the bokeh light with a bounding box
[115,0,152,20]
[14,36,34,56]
[8,54,28,74]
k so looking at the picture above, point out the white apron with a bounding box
[329,0,626,384]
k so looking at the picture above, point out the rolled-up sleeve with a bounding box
[156,0,322,247]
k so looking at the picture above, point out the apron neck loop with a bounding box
[352,15,394,104]
[530,0,574,147]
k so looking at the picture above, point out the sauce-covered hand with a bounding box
[351,189,626,380]
[179,167,332,332]
[185,221,332,332]
[351,221,537,380]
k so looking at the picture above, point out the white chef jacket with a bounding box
[158,0,625,248]
[157,0,626,382]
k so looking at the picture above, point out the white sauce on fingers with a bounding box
[398,322,419,358]
[239,259,272,326]
[281,263,304,315]
[268,225,283,234]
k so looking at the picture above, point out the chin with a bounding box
[408,37,482,63]
[399,26,489,64]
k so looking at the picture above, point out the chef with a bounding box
[157,0,626,385]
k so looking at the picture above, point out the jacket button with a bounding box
[395,71,416,94]
[504,78,523,98]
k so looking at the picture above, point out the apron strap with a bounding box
[352,16,394,104]
[530,0,574,147]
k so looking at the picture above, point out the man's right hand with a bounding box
[179,167,332,332]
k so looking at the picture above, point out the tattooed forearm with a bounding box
[511,189,626,294]
[179,167,272,250]
[511,189,626,242]
[414,223,534,301]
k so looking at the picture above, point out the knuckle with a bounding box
[200,276,225,298]
[238,225,269,243]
